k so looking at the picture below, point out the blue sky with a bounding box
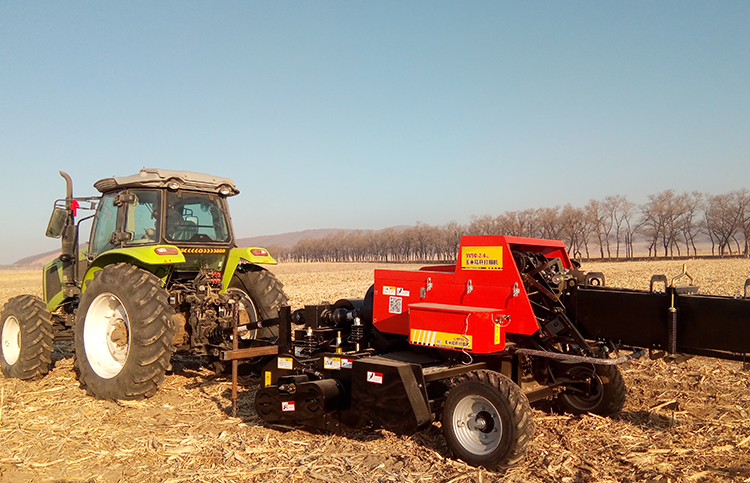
[1,1,748,265]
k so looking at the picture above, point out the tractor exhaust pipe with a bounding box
[58,171,79,297]
[60,171,73,207]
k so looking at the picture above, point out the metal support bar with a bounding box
[513,347,646,365]
[221,345,280,361]
[524,385,556,403]
[231,303,239,417]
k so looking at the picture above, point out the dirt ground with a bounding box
[1,259,750,483]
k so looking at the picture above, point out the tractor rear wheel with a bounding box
[206,266,287,373]
[74,263,176,401]
[442,370,534,469]
[228,265,287,342]
[553,363,626,416]
[0,295,53,380]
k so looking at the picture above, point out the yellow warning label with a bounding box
[462,246,503,270]
[494,324,501,345]
[264,371,272,387]
[410,329,473,350]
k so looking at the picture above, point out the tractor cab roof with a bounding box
[93,168,240,196]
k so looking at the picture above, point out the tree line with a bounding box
[267,189,750,263]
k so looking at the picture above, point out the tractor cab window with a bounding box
[124,190,161,245]
[165,192,230,243]
[88,192,118,258]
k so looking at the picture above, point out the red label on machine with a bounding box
[282,401,295,412]
[367,371,383,384]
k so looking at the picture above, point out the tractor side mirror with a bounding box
[46,207,68,238]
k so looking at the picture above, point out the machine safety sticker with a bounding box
[282,401,295,412]
[367,371,383,384]
[264,371,272,387]
[277,357,294,370]
[388,296,403,314]
[324,357,341,370]
[462,246,503,270]
[410,329,473,351]
[341,358,353,369]
[383,286,410,297]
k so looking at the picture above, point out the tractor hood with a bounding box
[93,168,240,196]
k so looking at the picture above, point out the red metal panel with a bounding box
[371,236,575,348]
[408,303,507,353]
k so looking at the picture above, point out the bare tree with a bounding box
[469,214,500,236]
[585,199,608,258]
[704,191,745,256]
[641,190,686,257]
[441,221,465,261]
[559,204,589,258]
[537,206,564,240]
[679,191,704,257]
[604,195,629,258]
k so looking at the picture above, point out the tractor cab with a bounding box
[87,186,234,271]
[88,168,237,260]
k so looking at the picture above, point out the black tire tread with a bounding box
[232,265,288,320]
[443,370,534,469]
[553,363,626,416]
[0,295,54,380]
[75,263,176,401]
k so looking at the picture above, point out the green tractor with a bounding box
[0,168,287,400]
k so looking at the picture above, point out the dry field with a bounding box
[1,259,750,483]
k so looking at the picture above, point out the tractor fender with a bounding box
[220,247,278,293]
[82,245,185,291]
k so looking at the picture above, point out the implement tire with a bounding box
[442,370,534,469]
[74,263,176,401]
[0,295,53,380]
[553,363,626,416]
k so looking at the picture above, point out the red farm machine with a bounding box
[235,235,750,469]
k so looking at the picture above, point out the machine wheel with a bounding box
[74,263,176,401]
[553,363,626,416]
[442,370,534,469]
[228,265,288,342]
[0,295,53,380]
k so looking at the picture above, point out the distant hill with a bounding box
[236,229,353,249]
[13,248,64,268]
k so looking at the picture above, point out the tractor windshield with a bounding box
[165,191,230,243]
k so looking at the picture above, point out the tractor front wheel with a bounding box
[442,370,534,469]
[74,263,176,400]
[553,363,626,416]
[0,295,53,380]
